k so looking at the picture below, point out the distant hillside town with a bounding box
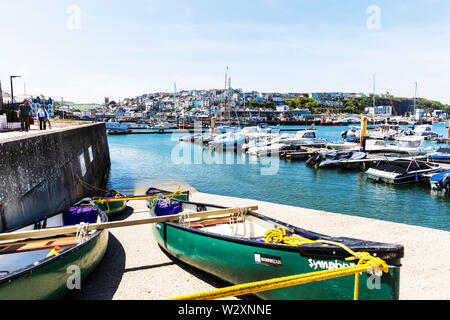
[1,82,448,125]
[54,88,448,123]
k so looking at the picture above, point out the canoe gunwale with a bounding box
[155,200,404,261]
[145,187,190,199]
[0,198,108,285]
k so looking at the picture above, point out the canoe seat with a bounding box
[189,216,245,229]
[0,236,79,255]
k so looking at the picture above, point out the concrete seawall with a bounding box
[0,123,110,232]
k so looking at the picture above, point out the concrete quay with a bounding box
[0,123,110,232]
[68,188,450,300]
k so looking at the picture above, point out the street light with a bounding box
[10,75,21,104]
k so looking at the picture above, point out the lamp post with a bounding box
[10,75,21,105]
[0,81,3,111]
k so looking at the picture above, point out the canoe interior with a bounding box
[154,200,403,259]
[150,198,403,300]
[0,201,106,282]
[145,187,190,207]
[94,190,128,216]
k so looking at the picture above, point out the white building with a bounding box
[415,109,425,121]
[367,105,392,116]
[432,110,447,119]
[276,105,290,112]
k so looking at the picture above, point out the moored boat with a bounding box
[367,124,402,140]
[306,150,367,169]
[150,195,403,300]
[0,198,108,300]
[341,126,361,143]
[145,187,190,208]
[275,130,327,147]
[426,147,450,164]
[430,169,450,191]
[94,190,128,218]
[366,159,441,184]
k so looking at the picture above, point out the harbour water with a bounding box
[107,123,450,231]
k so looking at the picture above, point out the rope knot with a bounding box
[347,252,389,274]
[76,222,90,242]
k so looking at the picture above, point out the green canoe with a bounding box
[145,187,190,208]
[94,190,128,218]
[150,196,403,300]
[0,199,108,300]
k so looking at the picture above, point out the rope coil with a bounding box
[76,222,90,242]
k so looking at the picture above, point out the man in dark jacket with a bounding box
[18,99,31,131]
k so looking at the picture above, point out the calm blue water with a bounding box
[106,123,450,231]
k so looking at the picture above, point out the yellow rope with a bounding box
[93,187,187,204]
[263,226,388,300]
[78,178,119,195]
[264,227,313,246]
[167,262,384,300]
[168,226,389,300]
[78,177,187,203]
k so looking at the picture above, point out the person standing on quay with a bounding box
[18,99,31,132]
[37,105,49,130]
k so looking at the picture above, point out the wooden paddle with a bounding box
[0,206,258,242]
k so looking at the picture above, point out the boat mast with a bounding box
[243,91,245,124]
[413,81,417,119]
[0,81,3,111]
[224,66,228,122]
[372,73,376,110]
[174,82,181,127]
[228,76,232,122]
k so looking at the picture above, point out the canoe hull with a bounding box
[152,222,401,300]
[97,201,127,218]
[146,190,190,208]
[0,229,108,300]
[0,199,109,300]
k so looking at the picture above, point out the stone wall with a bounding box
[0,123,110,232]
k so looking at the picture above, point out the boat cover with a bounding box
[430,170,450,182]
[152,194,183,217]
[63,206,98,226]
[102,190,119,198]
[374,160,433,174]
[146,187,163,195]
[436,147,450,153]
[307,151,366,168]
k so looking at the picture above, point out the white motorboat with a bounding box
[365,136,433,156]
[430,169,450,191]
[426,147,450,164]
[413,125,440,139]
[247,142,287,157]
[341,126,361,143]
[367,124,402,140]
[385,136,434,156]
[240,134,274,152]
[207,132,246,150]
[326,142,360,151]
[274,130,327,146]
[366,159,441,184]
[105,121,131,132]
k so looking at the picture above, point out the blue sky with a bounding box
[1,0,449,104]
